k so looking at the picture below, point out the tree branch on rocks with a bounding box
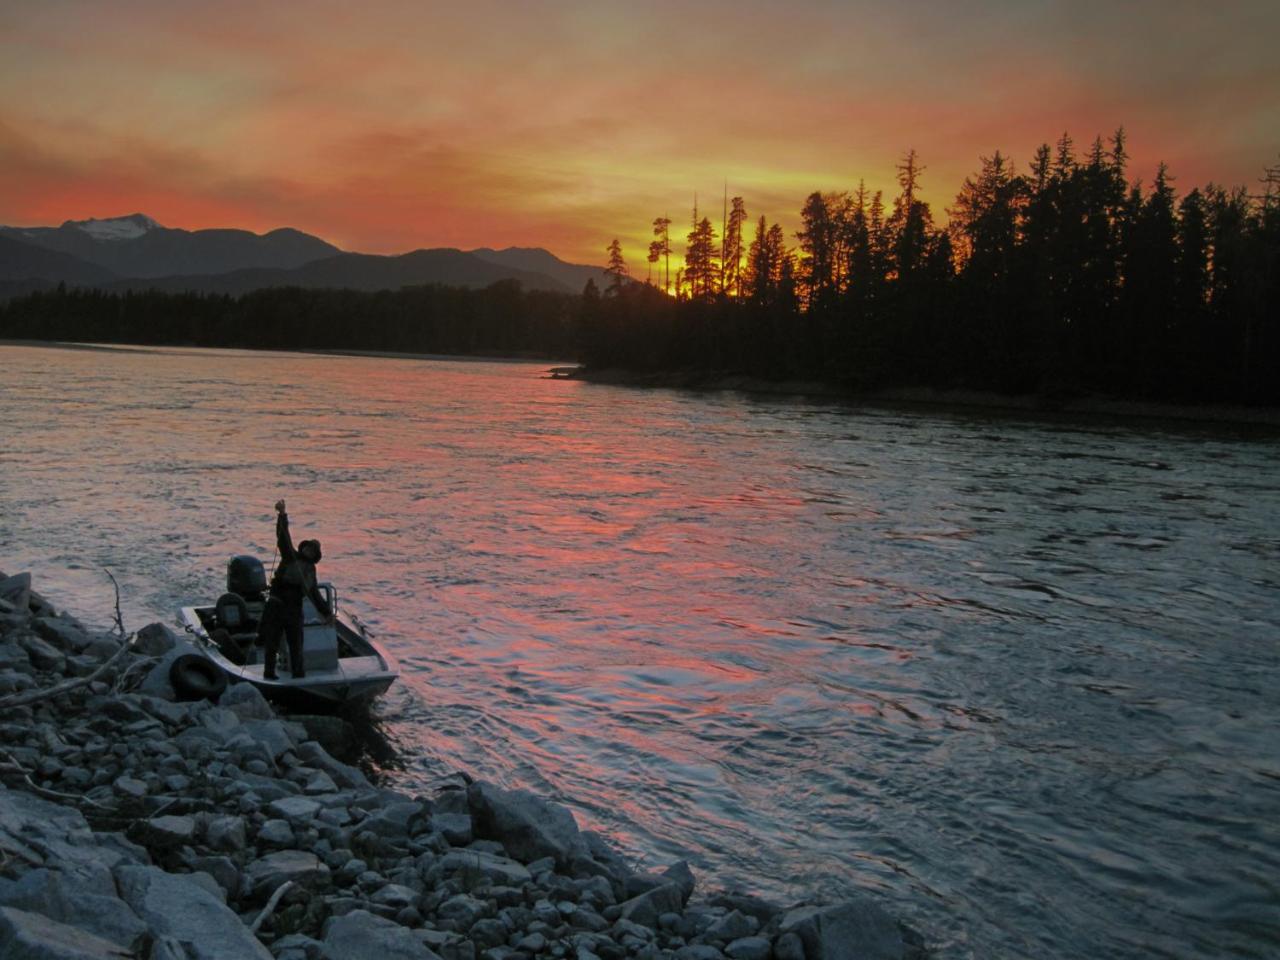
[249,880,295,935]
[0,633,136,712]
[104,567,127,639]
[0,749,113,810]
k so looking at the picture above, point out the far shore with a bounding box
[569,366,1280,429]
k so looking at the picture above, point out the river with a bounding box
[1,342,1278,958]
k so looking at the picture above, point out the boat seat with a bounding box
[215,592,254,632]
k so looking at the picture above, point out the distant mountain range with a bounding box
[0,214,608,298]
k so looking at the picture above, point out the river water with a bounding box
[2,342,1278,958]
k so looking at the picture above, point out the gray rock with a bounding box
[0,869,148,952]
[466,781,588,869]
[241,718,297,759]
[437,893,489,930]
[321,909,442,960]
[439,849,531,886]
[0,642,31,673]
[190,855,242,898]
[725,938,771,960]
[259,818,298,847]
[113,776,148,800]
[468,917,508,948]
[206,815,248,852]
[771,932,804,960]
[370,883,419,909]
[516,933,548,953]
[268,796,322,822]
[116,864,272,959]
[617,883,685,930]
[433,812,473,846]
[304,771,340,795]
[273,933,325,960]
[779,898,905,960]
[18,633,65,672]
[705,911,756,942]
[296,741,370,790]
[0,904,131,959]
[662,860,696,906]
[244,850,331,899]
[0,785,124,887]
[0,572,32,612]
[361,801,426,839]
[33,616,92,653]
[675,948,725,960]
[133,621,178,656]
[131,815,197,849]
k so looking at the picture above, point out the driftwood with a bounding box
[0,634,135,712]
[249,880,295,934]
[0,749,112,810]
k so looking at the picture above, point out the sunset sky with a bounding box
[2,0,1277,267]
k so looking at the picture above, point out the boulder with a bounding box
[0,573,31,612]
[130,815,198,850]
[244,850,331,899]
[466,781,589,869]
[321,909,442,960]
[661,860,696,906]
[706,911,756,942]
[257,819,297,847]
[133,622,178,656]
[240,718,297,760]
[205,815,248,852]
[0,869,148,952]
[190,856,242,899]
[725,938,771,960]
[115,864,272,959]
[617,883,686,930]
[268,796,321,822]
[33,616,92,653]
[0,904,131,959]
[18,633,65,673]
[360,801,426,839]
[0,785,123,887]
[218,681,275,721]
[296,741,370,790]
[439,849,532,887]
[779,899,905,960]
[0,642,32,673]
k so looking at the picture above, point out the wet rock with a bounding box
[33,616,91,654]
[706,893,782,930]
[662,861,696,906]
[116,864,272,959]
[245,850,331,900]
[467,781,589,869]
[133,622,178,657]
[617,883,685,930]
[0,903,132,959]
[779,898,905,960]
[724,938,770,960]
[361,801,425,839]
[215,680,273,720]
[320,909,442,960]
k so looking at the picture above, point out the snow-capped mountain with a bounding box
[62,213,162,242]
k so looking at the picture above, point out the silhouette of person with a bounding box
[258,499,331,680]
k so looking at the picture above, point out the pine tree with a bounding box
[605,239,628,295]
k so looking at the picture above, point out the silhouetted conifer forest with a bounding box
[3,131,1277,405]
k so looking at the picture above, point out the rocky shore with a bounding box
[0,568,925,960]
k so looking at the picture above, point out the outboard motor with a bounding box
[227,555,266,600]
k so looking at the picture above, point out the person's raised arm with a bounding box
[275,499,296,560]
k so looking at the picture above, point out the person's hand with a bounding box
[275,499,286,514]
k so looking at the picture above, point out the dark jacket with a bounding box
[270,512,331,618]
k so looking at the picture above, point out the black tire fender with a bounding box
[169,653,228,701]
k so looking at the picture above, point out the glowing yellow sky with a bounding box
[2,0,1276,268]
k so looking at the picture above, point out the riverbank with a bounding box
[0,567,923,960]
[567,367,1280,429]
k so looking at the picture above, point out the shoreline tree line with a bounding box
[2,130,1276,404]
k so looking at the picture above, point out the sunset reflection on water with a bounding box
[3,343,1279,960]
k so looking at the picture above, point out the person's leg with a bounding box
[285,606,306,679]
[258,600,283,679]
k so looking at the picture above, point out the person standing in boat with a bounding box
[258,498,332,680]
